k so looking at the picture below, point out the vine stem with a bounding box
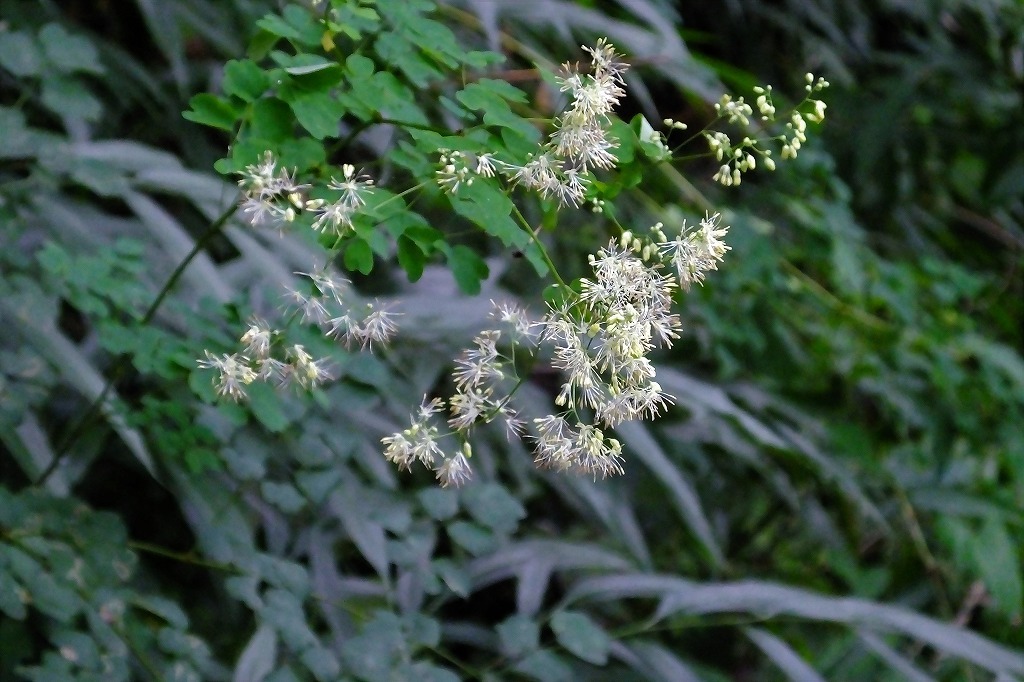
[37,201,240,485]
[128,541,242,574]
[510,203,566,287]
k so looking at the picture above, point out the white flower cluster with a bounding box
[696,73,829,186]
[433,40,629,208]
[780,73,830,160]
[383,303,532,487]
[238,152,374,236]
[238,151,309,226]
[382,214,732,486]
[198,270,399,401]
[309,165,374,236]
[201,153,393,400]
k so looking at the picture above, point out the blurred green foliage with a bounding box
[1,0,1022,680]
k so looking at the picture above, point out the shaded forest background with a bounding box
[1,0,1022,680]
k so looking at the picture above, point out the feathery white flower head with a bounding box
[197,351,257,401]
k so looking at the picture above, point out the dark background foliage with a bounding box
[1,0,1021,680]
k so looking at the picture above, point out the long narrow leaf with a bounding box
[565,575,1024,676]
[857,631,936,682]
[614,420,723,566]
[4,299,157,480]
[745,627,827,682]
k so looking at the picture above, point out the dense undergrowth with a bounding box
[1,0,1022,680]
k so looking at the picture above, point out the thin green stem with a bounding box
[128,541,243,574]
[326,182,428,253]
[510,203,566,287]
[38,201,240,485]
[779,259,891,332]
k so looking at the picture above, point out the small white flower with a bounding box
[453,330,504,391]
[574,423,624,479]
[448,388,494,431]
[339,304,401,352]
[300,269,348,305]
[328,164,373,209]
[240,318,274,359]
[435,449,473,487]
[382,396,447,470]
[197,351,256,401]
[533,414,577,471]
[489,300,535,341]
[475,153,497,178]
[658,214,731,290]
[282,344,332,389]
[310,200,356,235]
[283,288,330,326]
[436,150,473,194]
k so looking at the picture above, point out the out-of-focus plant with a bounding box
[187,3,829,489]
[3,0,1024,680]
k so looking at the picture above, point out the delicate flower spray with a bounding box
[199,39,827,487]
[384,214,733,486]
[381,45,827,486]
[199,159,396,399]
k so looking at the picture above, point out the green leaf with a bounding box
[261,590,318,651]
[608,118,635,164]
[0,31,43,77]
[39,24,102,74]
[279,137,326,172]
[358,72,428,125]
[256,6,323,48]
[223,60,268,102]
[0,568,26,619]
[396,234,426,282]
[250,98,294,143]
[41,76,102,122]
[346,54,375,78]
[5,548,80,622]
[343,238,374,275]
[417,487,458,520]
[432,559,470,598]
[447,521,497,555]
[184,93,241,131]
[439,244,489,295]
[295,468,343,505]
[374,32,443,86]
[405,613,441,648]
[261,481,306,514]
[497,615,539,658]
[550,610,610,665]
[449,180,528,249]
[745,627,826,682]
[613,421,723,565]
[462,483,526,535]
[133,595,189,628]
[246,382,291,433]
[568,576,1024,676]
[456,80,536,140]
[283,89,344,139]
[70,158,129,197]
[513,650,573,682]
[976,517,1023,621]
[398,662,460,682]
[300,646,340,682]
[234,624,277,682]
[280,59,336,77]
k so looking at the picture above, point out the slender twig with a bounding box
[128,540,243,574]
[510,203,566,286]
[779,259,891,332]
[38,201,240,485]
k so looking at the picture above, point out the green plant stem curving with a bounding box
[37,201,241,485]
